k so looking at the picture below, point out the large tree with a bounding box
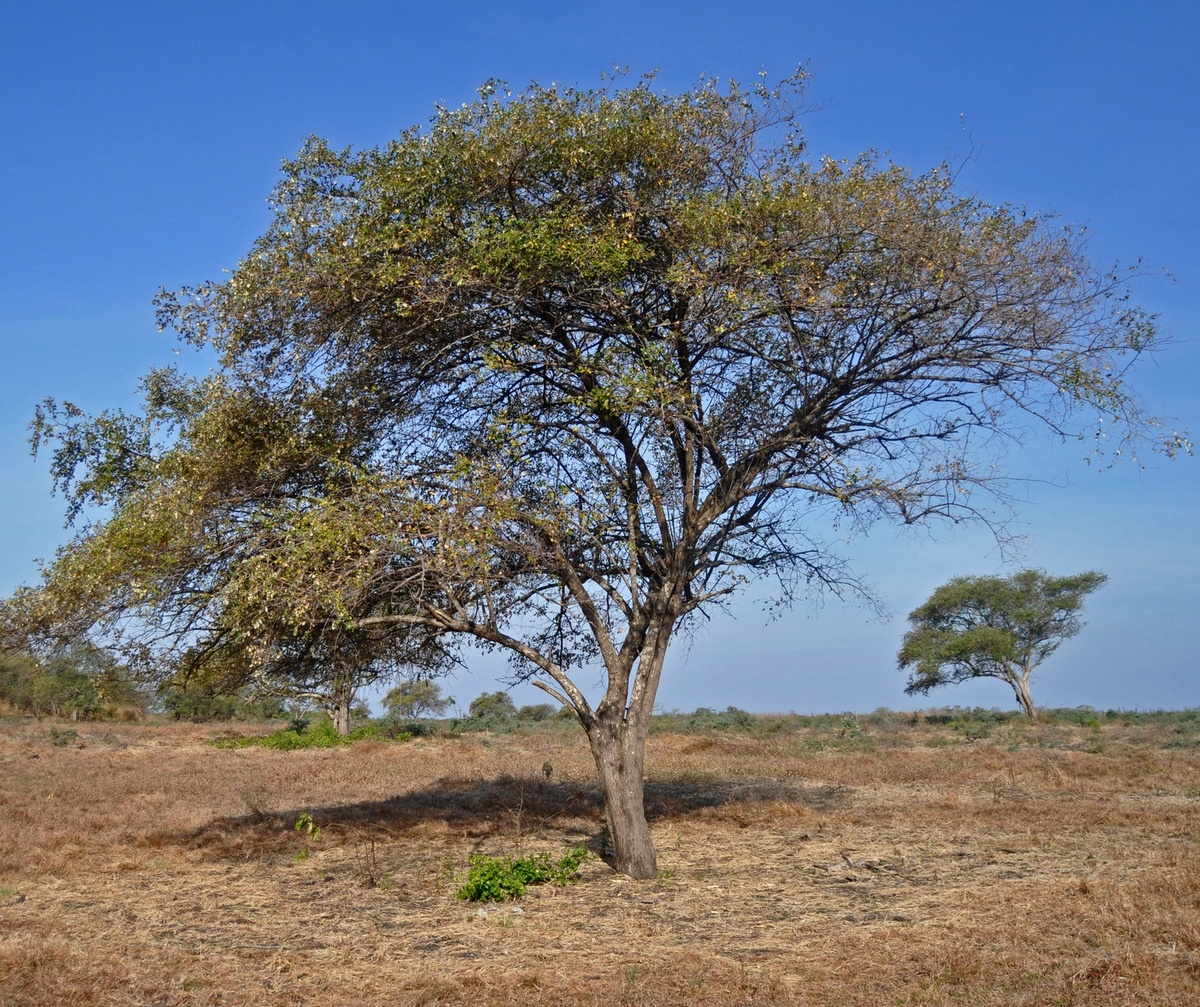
[5,73,1185,876]
[898,569,1108,719]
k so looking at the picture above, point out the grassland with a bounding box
[2,709,1198,1005]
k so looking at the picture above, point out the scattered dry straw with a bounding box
[2,717,1198,1004]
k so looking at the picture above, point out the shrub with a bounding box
[213,719,402,750]
[1045,707,1104,727]
[455,843,590,902]
[447,714,507,735]
[49,726,79,747]
[383,718,437,738]
[683,706,757,733]
[158,684,248,722]
[2,645,145,720]
[0,653,41,712]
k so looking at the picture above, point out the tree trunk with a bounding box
[587,709,658,879]
[1013,676,1038,721]
[330,696,352,736]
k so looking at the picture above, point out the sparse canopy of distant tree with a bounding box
[2,71,1184,876]
[383,677,452,720]
[898,569,1109,719]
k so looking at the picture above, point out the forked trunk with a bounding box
[587,710,658,879]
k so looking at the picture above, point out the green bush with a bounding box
[213,719,402,750]
[682,706,757,732]
[157,683,288,722]
[383,718,437,738]
[160,685,244,722]
[49,726,79,747]
[1043,707,1096,726]
[0,653,40,711]
[455,843,590,902]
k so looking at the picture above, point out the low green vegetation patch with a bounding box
[455,843,591,902]
[212,719,406,750]
[48,726,80,748]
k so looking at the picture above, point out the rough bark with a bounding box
[1013,675,1038,721]
[580,605,676,879]
[587,708,658,879]
[330,696,352,736]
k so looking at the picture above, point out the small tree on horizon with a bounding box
[898,569,1109,719]
[468,690,518,722]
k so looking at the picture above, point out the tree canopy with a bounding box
[3,71,1184,876]
[7,367,453,733]
[383,678,452,720]
[898,569,1109,718]
[469,690,519,722]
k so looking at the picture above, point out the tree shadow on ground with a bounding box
[152,775,852,862]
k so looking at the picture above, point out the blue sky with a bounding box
[1,1,1196,715]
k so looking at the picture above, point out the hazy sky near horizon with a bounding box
[1,2,1196,715]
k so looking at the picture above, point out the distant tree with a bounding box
[0,652,40,712]
[0,643,142,720]
[157,680,245,722]
[899,570,1108,719]
[383,678,452,720]
[32,653,101,720]
[469,691,517,722]
[247,624,447,735]
[517,703,557,722]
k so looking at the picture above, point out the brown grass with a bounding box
[1,716,1198,1005]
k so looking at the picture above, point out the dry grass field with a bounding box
[2,712,1198,1005]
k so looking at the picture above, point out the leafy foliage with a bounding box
[48,726,80,747]
[899,569,1108,718]
[293,811,321,841]
[0,645,144,720]
[212,719,398,750]
[686,706,758,732]
[469,691,518,721]
[155,679,291,722]
[455,843,591,901]
[382,678,452,720]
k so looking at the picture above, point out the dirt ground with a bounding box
[2,716,1198,1005]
